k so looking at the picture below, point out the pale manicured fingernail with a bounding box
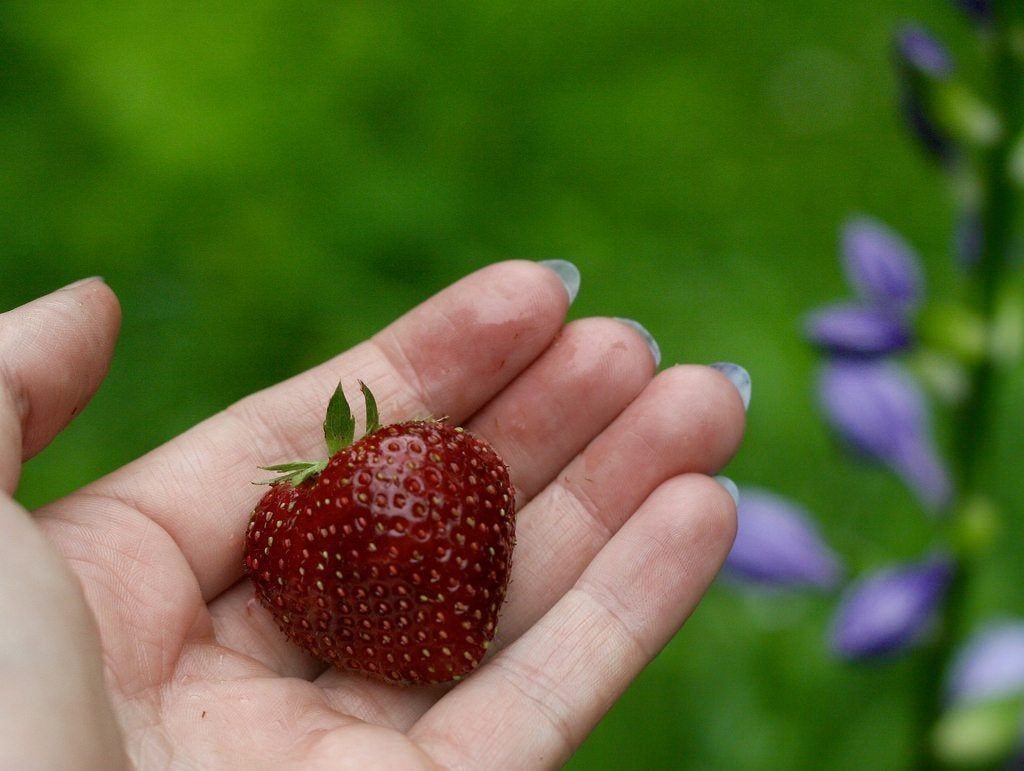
[715,475,740,507]
[537,259,580,305]
[614,318,661,367]
[710,362,751,410]
[61,276,105,291]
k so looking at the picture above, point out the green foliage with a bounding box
[3,1,1021,768]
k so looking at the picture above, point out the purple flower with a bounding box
[804,302,912,357]
[842,217,925,313]
[895,25,954,79]
[892,26,956,162]
[831,554,954,660]
[899,84,956,163]
[818,360,953,510]
[947,622,1024,704]
[955,0,992,26]
[724,488,843,590]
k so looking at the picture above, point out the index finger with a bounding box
[42,261,570,600]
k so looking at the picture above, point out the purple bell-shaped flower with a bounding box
[831,553,954,660]
[724,488,843,590]
[892,26,956,163]
[954,0,992,26]
[899,84,957,163]
[841,217,925,314]
[895,25,954,79]
[946,621,1024,705]
[804,302,912,357]
[818,359,953,510]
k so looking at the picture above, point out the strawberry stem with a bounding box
[254,381,383,487]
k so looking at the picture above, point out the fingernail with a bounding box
[61,276,105,291]
[537,260,580,305]
[614,318,661,367]
[710,362,751,410]
[715,475,740,507]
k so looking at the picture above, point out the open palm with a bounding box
[0,262,745,770]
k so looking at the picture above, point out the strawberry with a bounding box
[244,382,515,685]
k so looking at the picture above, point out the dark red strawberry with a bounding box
[244,382,515,685]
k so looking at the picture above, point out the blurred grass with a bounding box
[2,1,1021,768]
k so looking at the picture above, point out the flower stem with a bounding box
[954,7,1024,490]
[918,3,1024,765]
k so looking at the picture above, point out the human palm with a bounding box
[0,262,745,769]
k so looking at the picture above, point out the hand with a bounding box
[0,262,745,769]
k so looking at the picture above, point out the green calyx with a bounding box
[254,380,380,486]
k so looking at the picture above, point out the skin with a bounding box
[0,262,745,770]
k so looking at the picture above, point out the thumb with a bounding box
[0,493,126,767]
[0,277,121,493]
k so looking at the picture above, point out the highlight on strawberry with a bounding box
[244,381,515,685]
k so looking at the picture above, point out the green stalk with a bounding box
[955,6,1023,490]
[918,4,1023,766]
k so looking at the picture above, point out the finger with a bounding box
[0,278,121,493]
[0,495,126,767]
[212,316,655,683]
[466,316,658,504]
[409,474,736,770]
[42,261,568,602]
[494,364,745,647]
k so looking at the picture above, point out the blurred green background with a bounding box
[4,1,1023,768]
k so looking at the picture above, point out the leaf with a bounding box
[257,462,319,472]
[324,381,355,456]
[253,460,327,487]
[359,380,380,435]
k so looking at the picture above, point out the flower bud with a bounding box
[991,289,1024,367]
[918,302,987,364]
[947,622,1024,705]
[841,217,924,313]
[830,554,953,660]
[1009,131,1024,189]
[895,25,954,79]
[954,0,992,26]
[804,302,911,357]
[724,488,843,590]
[818,360,953,510]
[899,85,956,163]
[935,82,1002,147]
[933,696,1024,767]
[954,210,983,269]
